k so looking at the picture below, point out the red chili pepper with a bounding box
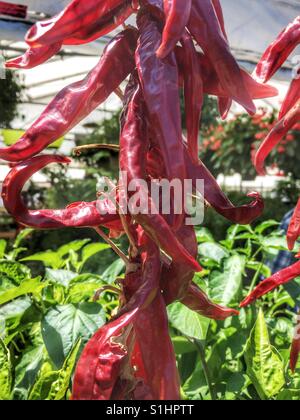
[254,16,300,83]
[195,51,278,102]
[290,311,300,373]
[156,0,192,59]
[254,99,300,175]
[185,147,264,224]
[0,28,138,162]
[287,198,300,251]
[179,31,203,164]
[211,0,228,40]
[182,283,239,321]
[120,75,201,272]
[240,260,300,308]
[72,309,138,400]
[5,42,62,69]
[25,0,135,47]
[279,72,300,119]
[136,12,186,185]
[188,0,255,115]
[2,155,123,233]
[132,232,180,400]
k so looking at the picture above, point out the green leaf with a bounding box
[42,303,105,368]
[261,236,289,252]
[45,269,77,288]
[0,240,7,259]
[255,220,279,234]
[209,255,245,305]
[57,239,91,258]
[0,260,31,288]
[14,345,45,399]
[0,277,45,306]
[172,335,196,355]
[80,243,110,267]
[244,309,285,399]
[102,259,125,284]
[168,302,210,341]
[67,283,103,304]
[28,340,81,400]
[195,228,214,244]
[198,242,229,264]
[21,251,64,270]
[0,339,12,400]
[246,261,271,279]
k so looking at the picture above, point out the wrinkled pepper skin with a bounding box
[254,100,300,175]
[2,155,123,232]
[5,43,62,69]
[133,232,180,400]
[188,0,255,115]
[0,28,138,163]
[72,309,138,400]
[156,0,192,59]
[180,31,203,164]
[240,260,300,308]
[25,0,134,47]
[119,75,201,273]
[185,147,264,225]
[254,16,300,83]
[136,12,186,185]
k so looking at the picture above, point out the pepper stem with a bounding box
[94,227,130,266]
[73,143,120,156]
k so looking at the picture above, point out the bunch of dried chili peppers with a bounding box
[1,0,282,400]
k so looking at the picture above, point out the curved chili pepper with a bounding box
[182,283,239,320]
[136,12,186,185]
[254,16,300,83]
[188,0,255,115]
[120,75,201,272]
[185,147,264,224]
[254,99,300,175]
[72,309,138,400]
[196,50,278,101]
[240,260,300,308]
[2,155,123,232]
[179,31,203,164]
[290,311,300,373]
[211,0,228,40]
[279,72,300,119]
[5,42,62,70]
[133,232,180,400]
[287,198,300,251]
[0,28,138,162]
[25,0,134,47]
[156,0,192,59]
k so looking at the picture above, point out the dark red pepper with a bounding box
[287,198,300,251]
[290,311,300,373]
[0,28,138,162]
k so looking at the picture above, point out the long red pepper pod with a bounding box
[188,0,255,115]
[254,16,300,83]
[2,154,122,232]
[180,31,203,164]
[254,99,300,175]
[136,11,186,185]
[211,0,228,40]
[196,51,278,101]
[287,198,300,251]
[133,232,180,400]
[72,309,138,400]
[279,71,300,119]
[0,28,138,162]
[5,43,62,69]
[119,75,201,272]
[185,147,264,224]
[240,260,300,308]
[25,0,133,47]
[182,283,239,320]
[156,0,192,59]
[290,310,300,373]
